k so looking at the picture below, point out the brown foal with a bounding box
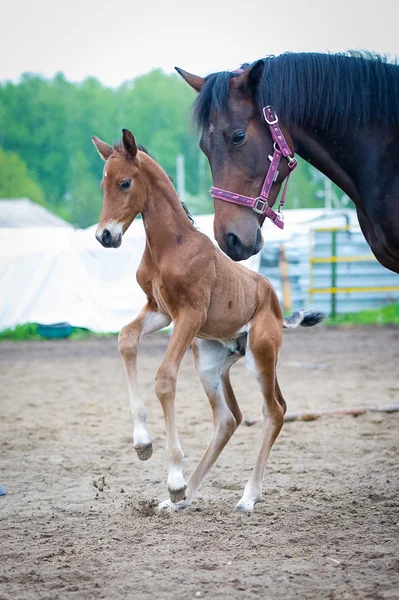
[92,129,323,512]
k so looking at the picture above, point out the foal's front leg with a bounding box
[155,310,204,503]
[119,304,171,460]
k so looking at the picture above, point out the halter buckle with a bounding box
[263,106,279,125]
[253,197,268,214]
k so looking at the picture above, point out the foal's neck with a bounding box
[139,153,194,256]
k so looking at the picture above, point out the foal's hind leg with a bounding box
[119,304,171,460]
[159,338,244,510]
[236,318,285,513]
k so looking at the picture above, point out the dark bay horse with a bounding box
[176,52,399,273]
[92,129,323,512]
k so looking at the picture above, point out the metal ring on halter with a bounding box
[253,197,268,214]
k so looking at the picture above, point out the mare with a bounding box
[176,52,399,273]
[92,129,323,512]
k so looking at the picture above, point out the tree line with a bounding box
[0,69,334,228]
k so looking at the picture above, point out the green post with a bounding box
[331,230,337,319]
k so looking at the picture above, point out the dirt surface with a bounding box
[1,326,399,599]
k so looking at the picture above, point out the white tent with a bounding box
[0,198,72,228]
[0,215,260,333]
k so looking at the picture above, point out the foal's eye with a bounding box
[120,180,131,191]
[232,131,246,146]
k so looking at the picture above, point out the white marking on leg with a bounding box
[183,339,240,504]
[236,326,282,512]
[158,498,192,511]
[167,463,186,499]
[236,347,264,512]
[121,311,171,461]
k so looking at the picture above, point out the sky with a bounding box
[1,0,398,87]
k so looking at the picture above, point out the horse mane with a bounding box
[194,51,399,132]
[113,140,195,224]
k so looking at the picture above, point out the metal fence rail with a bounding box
[259,221,399,316]
[309,226,399,317]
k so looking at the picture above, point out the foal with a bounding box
[92,129,323,512]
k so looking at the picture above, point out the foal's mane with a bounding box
[194,51,399,132]
[113,141,194,225]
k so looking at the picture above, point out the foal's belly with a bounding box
[197,311,250,342]
[196,324,248,343]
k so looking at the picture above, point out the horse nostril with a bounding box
[225,232,246,261]
[227,233,242,252]
[102,229,112,247]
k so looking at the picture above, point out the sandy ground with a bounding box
[0,326,399,600]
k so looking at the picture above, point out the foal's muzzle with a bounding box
[96,228,122,248]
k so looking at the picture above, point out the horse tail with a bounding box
[283,309,325,329]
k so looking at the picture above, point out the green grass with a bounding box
[1,305,399,341]
[0,323,117,341]
[326,303,399,326]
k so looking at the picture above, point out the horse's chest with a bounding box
[152,281,172,317]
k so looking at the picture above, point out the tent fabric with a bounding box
[0,198,72,228]
[0,216,260,333]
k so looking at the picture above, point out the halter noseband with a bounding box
[210,105,297,230]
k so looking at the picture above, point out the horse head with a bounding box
[176,61,295,261]
[92,129,145,248]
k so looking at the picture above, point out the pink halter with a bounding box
[210,105,297,230]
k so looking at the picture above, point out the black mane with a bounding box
[194,51,399,132]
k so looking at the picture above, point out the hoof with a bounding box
[235,501,255,514]
[168,485,187,504]
[134,442,153,461]
[158,498,191,512]
[235,496,261,513]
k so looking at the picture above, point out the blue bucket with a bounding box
[37,323,73,339]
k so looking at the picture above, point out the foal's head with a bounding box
[92,129,146,248]
[176,62,293,261]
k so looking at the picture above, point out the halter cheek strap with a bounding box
[210,105,297,230]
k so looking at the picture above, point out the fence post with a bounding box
[331,230,337,318]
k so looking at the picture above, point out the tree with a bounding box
[0,69,333,226]
[0,148,45,205]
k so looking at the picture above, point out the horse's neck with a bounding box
[140,162,193,257]
[292,125,386,206]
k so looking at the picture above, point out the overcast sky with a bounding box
[1,0,398,87]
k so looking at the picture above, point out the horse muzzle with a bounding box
[222,228,263,261]
[96,227,122,248]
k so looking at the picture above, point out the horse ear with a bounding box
[122,129,138,159]
[91,136,113,161]
[175,67,205,92]
[236,60,265,94]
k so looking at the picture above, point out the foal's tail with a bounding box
[283,309,325,329]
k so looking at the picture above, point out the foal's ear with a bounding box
[91,136,114,161]
[236,60,265,94]
[122,129,138,159]
[175,67,205,92]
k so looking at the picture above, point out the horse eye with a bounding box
[232,131,246,145]
[120,180,131,191]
